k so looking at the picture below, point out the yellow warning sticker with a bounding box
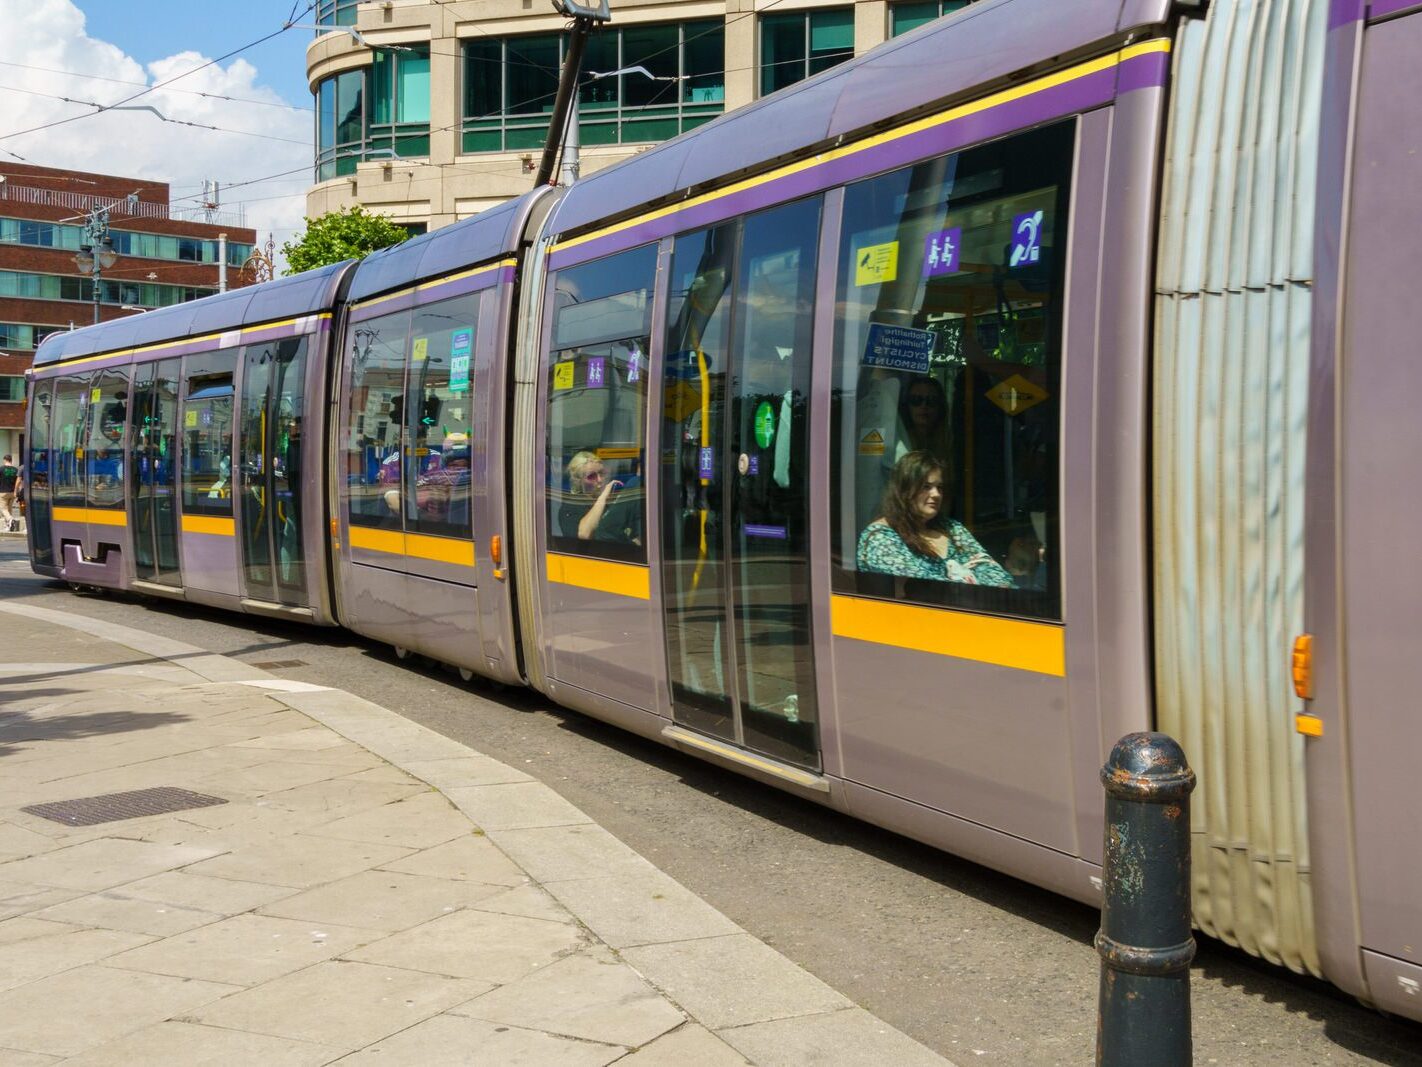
[855,241,899,287]
[412,337,428,362]
[553,361,575,390]
[985,374,1049,416]
[858,428,885,456]
[90,387,101,403]
[184,409,199,428]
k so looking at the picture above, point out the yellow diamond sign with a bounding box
[985,373,1048,416]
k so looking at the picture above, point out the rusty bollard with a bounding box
[1096,733,1196,1066]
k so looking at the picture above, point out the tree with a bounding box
[281,205,410,275]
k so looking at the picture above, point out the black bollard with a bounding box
[1096,732,1196,1066]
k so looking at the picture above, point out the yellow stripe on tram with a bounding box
[546,552,650,600]
[181,514,236,537]
[51,506,127,527]
[348,525,476,566]
[830,594,1065,676]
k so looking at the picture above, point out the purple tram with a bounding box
[24,0,1422,1021]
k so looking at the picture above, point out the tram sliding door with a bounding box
[130,358,182,586]
[237,339,307,606]
[659,198,822,771]
[25,381,54,568]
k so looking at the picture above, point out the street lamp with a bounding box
[73,206,118,325]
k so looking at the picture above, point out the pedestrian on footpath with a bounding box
[0,455,19,532]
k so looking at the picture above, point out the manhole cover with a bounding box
[250,660,307,669]
[21,787,228,826]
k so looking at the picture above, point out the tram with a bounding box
[24,0,1422,1020]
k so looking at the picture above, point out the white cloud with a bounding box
[0,0,311,271]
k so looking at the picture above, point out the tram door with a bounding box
[659,198,822,771]
[237,339,307,605]
[129,359,182,585]
[26,381,54,567]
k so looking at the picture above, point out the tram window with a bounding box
[50,376,88,509]
[181,350,237,517]
[406,292,480,539]
[829,120,1072,620]
[27,381,54,565]
[346,310,410,531]
[545,243,656,563]
[85,369,129,511]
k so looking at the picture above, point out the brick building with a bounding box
[0,163,257,459]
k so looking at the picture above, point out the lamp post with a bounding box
[73,206,118,325]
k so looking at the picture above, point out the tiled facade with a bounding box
[0,163,257,459]
[305,0,975,228]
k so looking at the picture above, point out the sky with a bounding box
[0,0,320,262]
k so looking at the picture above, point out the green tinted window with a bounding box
[462,21,724,153]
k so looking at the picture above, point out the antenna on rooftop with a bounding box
[201,179,221,223]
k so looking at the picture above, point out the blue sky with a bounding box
[74,0,315,108]
[1,0,318,245]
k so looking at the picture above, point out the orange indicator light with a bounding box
[1291,634,1313,701]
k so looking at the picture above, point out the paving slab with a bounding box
[303,789,470,849]
[717,1007,957,1067]
[452,947,687,1047]
[189,959,488,1050]
[542,865,744,949]
[622,934,854,1031]
[33,887,225,937]
[0,924,153,991]
[377,832,529,887]
[335,1013,625,1066]
[0,964,240,1057]
[444,781,595,832]
[344,904,584,982]
[618,1022,753,1066]
[58,1021,341,1067]
[107,912,379,986]
[258,868,506,931]
[0,838,222,892]
[182,832,413,888]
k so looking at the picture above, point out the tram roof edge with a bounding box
[549,0,1175,240]
[345,188,552,305]
[32,259,355,368]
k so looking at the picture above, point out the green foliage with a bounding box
[281,206,410,275]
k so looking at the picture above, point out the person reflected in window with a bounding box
[857,450,1013,586]
[561,450,641,544]
[896,375,951,462]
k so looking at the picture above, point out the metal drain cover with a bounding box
[21,787,228,826]
[250,660,307,669]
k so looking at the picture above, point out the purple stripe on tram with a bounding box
[1368,0,1421,18]
[550,64,1125,270]
[1115,49,1171,95]
[1329,0,1366,27]
[351,264,513,322]
[410,264,514,310]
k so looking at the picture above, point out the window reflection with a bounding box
[545,245,656,563]
[831,120,1072,619]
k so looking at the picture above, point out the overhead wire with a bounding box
[0,59,315,112]
[0,84,311,147]
[0,2,316,143]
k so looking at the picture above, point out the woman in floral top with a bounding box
[856,451,1015,587]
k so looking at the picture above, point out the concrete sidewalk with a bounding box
[0,600,952,1066]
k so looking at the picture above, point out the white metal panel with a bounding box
[1153,0,1327,976]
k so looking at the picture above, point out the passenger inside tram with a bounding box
[856,450,1014,587]
[897,374,951,462]
[560,449,642,545]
